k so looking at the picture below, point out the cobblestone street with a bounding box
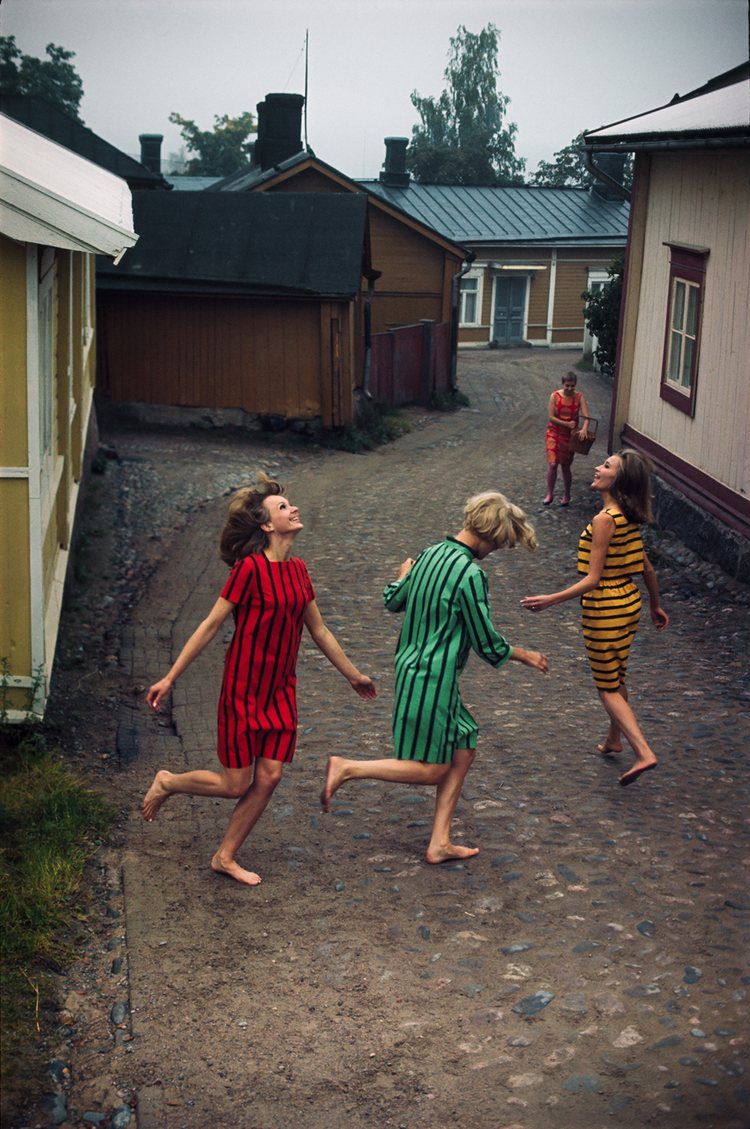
[83,349,748,1129]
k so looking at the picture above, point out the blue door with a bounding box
[492,276,526,344]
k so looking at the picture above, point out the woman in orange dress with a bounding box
[544,371,590,506]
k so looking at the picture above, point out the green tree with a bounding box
[408,24,525,186]
[582,255,624,376]
[531,132,633,190]
[168,111,257,176]
[0,36,83,119]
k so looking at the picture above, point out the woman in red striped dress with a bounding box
[142,474,376,885]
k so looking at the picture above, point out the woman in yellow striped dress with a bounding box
[521,450,669,786]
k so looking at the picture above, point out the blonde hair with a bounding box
[463,492,538,551]
[219,473,284,565]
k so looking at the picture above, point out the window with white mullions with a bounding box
[660,244,707,418]
[459,270,483,327]
[667,278,699,389]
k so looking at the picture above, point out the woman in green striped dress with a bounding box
[321,493,549,864]
[522,450,669,786]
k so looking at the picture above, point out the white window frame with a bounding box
[459,268,484,327]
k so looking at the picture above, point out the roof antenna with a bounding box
[304,29,309,151]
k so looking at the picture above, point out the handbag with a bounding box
[570,416,598,455]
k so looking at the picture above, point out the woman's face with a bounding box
[262,495,303,536]
[592,454,621,492]
[562,377,577,395]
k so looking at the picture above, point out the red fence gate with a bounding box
[368,320,452,407]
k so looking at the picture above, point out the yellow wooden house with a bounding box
[0,113,137,720]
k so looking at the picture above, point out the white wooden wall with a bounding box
[627,150,750,497]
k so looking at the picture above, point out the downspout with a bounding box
[583,149,632,202]
[450,251,476,390]
[361,269,382,399]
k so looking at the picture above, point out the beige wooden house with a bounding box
[0,114,136,719]
[585,63,750,580]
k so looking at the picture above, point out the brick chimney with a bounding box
[255,94,305,170]
[139,134,163,174]
[379,137,410,188]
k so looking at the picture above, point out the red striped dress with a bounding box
[217,554,314,768]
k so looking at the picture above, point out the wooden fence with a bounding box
[368,320,452,406]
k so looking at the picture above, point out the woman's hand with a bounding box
[146,678,173,711]
[521,594,556,613]
[511,646,549,673]
[397,557,415,580]
[650,605,669,630]
[350,673,377,699]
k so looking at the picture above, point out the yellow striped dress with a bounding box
[577,507,644,691]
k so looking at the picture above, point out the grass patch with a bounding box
[428,387,470,411]
[0,730,112,1113]
[323,401,412,452]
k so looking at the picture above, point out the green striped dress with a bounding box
[383,538,513,764]
[577,507,644,691]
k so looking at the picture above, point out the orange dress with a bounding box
[545,390,582,466]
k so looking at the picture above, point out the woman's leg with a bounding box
[211,758,285,886]
[544,464,557,504]
[598,684,626,754]
[561,463,572,504]
[142,764,253,821]
[426,748,478,864]
[598,688,657,785]
[321,755,451,811]
[322,750,479,864]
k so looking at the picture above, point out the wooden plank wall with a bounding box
[627,151,750,497]
[98,293,330,420]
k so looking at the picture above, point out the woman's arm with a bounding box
[642,551,669,629]
[521,510,614,612]
[383,557,415,612]
[303,600,377,698]
[146,596,235,710]
[578,394,591,435]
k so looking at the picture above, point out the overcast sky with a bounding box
[2,0,748,177]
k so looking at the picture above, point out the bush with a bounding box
[582,255,624,376]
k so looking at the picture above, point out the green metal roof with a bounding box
[359,181,629,246]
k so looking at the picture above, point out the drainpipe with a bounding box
[362,269,382,399]
[450,252,476,390]
[583,149,631,202]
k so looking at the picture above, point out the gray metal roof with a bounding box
[165,176,223,191]
[359,181,629,246]
[96,191,368,297]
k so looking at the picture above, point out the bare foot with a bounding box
[142,770,172,821]
[321,755,346,813]
[597,741,622,756]
[619,758,657,787]
[425,844,480,865]
[210,853,262,886]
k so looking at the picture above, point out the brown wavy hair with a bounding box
[611,449,653,525]
[463,492,538,551]
[219,473,284,565]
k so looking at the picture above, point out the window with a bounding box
[660,244,708,417]
[459,270,483,326]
